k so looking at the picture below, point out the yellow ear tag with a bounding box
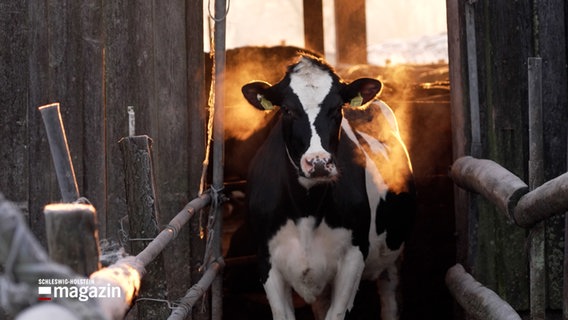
[259,96,274,110]
[350,93,363,107]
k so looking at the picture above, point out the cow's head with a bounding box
[242,54,382,188]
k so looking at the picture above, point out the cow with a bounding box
[241,53,416,320]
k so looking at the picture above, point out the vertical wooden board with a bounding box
[187,0,206,199]
[303,0,325,55]
[128,0,156,138]
[0,0,29,206]
[473,0,532,309]
[80,0,106,237]
[446,0,471,270]
[27,0,58,244]
[46,0,85,194]
[102,0,130,243]
[187,1,210,318]
[536,0,568,310]
[152,0,192,300]
[334,0,366,65]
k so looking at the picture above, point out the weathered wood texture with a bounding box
[38,103,80,203]
[44,203,101,276]
[447,0,567,312]
[0,0,205,306]
[187,0,209,318]
[120,136,169,319]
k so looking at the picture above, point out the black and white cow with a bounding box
[241,54,416,320]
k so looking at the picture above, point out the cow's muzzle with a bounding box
[300,152,337,179]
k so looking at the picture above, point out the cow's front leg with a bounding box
[377,264,399,320]
[325,247,365,320]
[264,267,295,320]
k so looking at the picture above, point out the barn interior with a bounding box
[217,47,453,319]
[1,0,567,320]
[211,1,453,319]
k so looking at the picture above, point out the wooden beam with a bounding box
[119,135,169,319]
[334,0,367,65]
[44,203,101,276]
[303,0,325,55]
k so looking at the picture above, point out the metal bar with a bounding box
[167,258,225,320]
[211,0,227,318]
[450,156,528,220]
[446,264,522,320]
[38,103,80,202]
[513,172,568,227]
[527,57,545,320]
[136,193,211,266]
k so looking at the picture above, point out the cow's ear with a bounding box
[342,78,382,107]
[242,81,277,111]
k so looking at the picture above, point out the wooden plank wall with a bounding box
[0,0,206,307]
[447,0,567,313]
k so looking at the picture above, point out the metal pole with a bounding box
[528,57,545,320]
[211,0,227,318]
[38,103,80,202]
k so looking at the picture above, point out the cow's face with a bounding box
[242,55,382,188]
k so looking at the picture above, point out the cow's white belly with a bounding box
[268,217,354,303]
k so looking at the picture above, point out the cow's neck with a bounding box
[287,178,331,221]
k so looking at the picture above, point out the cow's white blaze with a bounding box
[289,57,334,185]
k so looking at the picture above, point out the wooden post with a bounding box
[38,103,80,203]
[303,0,325,55]
[465,1,481,158]
[334,0,367,65]
[1,194,106,319]
[446,0,471,275]
[527,57,545,320]
[186,0,209,317]
[44,203,101,276]
[119,135,169,319]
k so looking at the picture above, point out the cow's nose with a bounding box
[301,152,336,178]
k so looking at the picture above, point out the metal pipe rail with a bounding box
[446,264,521,320]
[450,156,568,228]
